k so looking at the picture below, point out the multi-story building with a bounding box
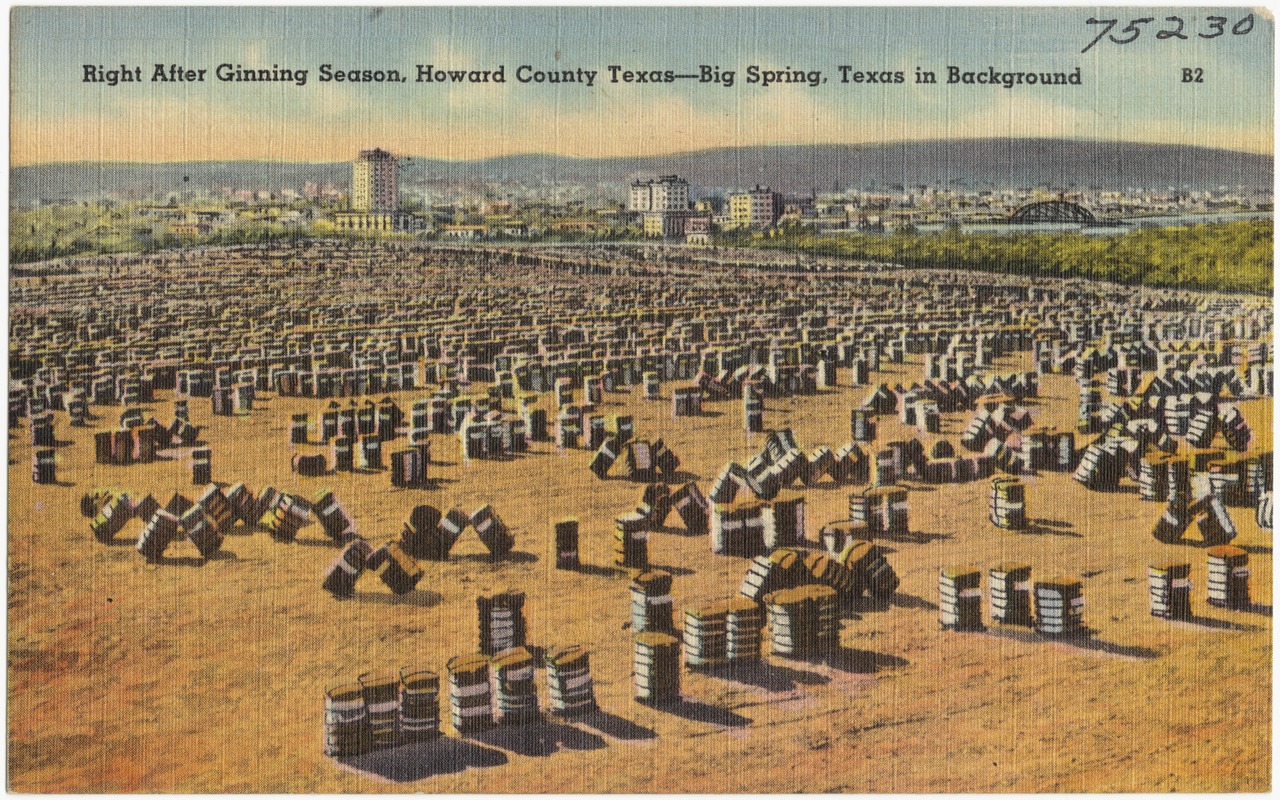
[352,147,399,212]
[628,175,690,213]
[729,185,784,228]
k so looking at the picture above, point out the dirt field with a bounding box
[7,252,1272,793]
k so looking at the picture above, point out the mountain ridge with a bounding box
[11,138,1271,208]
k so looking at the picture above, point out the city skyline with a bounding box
[11,6,1274,166]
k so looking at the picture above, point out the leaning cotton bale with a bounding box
[1191,495,1237,546]
[471,505,515,559]
[136,509,180,562]
[224,483,256,525]
[367,541,423,595]
[670,481,710,536]
[196,484,235,533]
[90,491,133,544]
[322,539,374,598]
[312,489,358,543]
[262,494,311,542]
[589,436,620,479]
[180,505,223,559]
[398,504,445,559]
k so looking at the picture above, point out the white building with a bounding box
[628,175,690,213]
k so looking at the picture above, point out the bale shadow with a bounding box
[1175,614,1262,632]
[652,524,701,538]
[662,470,702,484]
[1024,523,1083,538]
[644,697,750,727]
[1246,603,1272,617]
[703,659,824,692]
[648,563,695,577]
[985,626,1160,660]
[571,563,628,579]
[576,709,658,741]
[821,647,910,674]
[1240,544,1272,555]
[335,737,508,782]
[854,590,938,612]
[474,721,606,757]
[1034,518,1074,529]
[156,555,210,567]
[878,529,952,544]
[454,550,538,565]
[351,589,443,608]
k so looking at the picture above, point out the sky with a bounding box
[9,6,1275,164]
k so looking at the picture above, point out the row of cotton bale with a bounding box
[325,645,598,756]
[272,363,420,398]
[940,565,1083,636]
[332,502,518,570]
[93,403,202,467]
[612,482,710,568]
[1149,545,1255,619]
[740,545,899,605]
[694,363,820,401]
[1076,388,1253,452]
[14,243,1268,407]
[83,482,358,563]
[9,372,155,419]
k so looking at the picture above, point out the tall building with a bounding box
[628,175,690,213]
[352,148,399,212]
[729,185,784,228]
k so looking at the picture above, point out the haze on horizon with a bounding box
[11,6,1274,166]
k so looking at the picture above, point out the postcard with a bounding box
[8,6,1273,793]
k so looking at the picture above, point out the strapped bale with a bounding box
[399,504,445,559]
[544,644,597,718]
[312,489,358,543]
[367,541,423,595]
[322,539,374,598]
[471,504,515,559]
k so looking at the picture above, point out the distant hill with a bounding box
[11,139,1272,207]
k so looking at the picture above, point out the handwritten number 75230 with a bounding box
[1082,13,1254,53]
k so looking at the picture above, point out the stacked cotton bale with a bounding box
[544,645,597,717]
[1034,577,1086,636]
[989,563,1033,626]
[764,584,839,660]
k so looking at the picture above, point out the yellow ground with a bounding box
[8,343,1271,793]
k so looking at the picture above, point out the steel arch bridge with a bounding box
[1009,201,1097,224]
